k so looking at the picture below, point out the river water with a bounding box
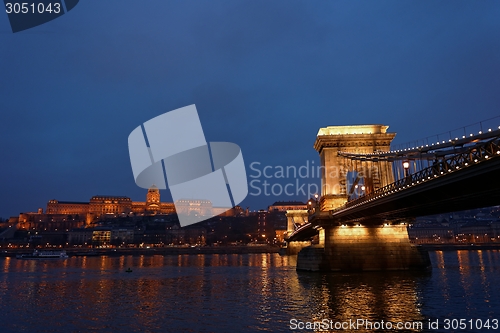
[0,250,499,332]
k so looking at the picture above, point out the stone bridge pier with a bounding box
[297,222,430,271]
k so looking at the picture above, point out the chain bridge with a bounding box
[285,119,500,271]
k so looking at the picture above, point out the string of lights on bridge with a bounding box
[338,117,500,161]
[335,133,500,214]
[391,114,500,151]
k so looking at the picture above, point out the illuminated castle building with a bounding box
[18,185,175,230]
[15,185,240,231]
[45,185,175,217]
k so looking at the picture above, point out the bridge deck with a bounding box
[288,138,500,241]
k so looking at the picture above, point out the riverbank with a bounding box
[420,243,500,251]
[0,245,280,258]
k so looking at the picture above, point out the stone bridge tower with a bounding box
[314,125,396,211]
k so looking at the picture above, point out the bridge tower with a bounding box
[314,125,396,211]
[285,210,311,254]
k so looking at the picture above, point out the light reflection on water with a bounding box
[0,251,498,332]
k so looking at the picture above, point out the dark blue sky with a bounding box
[1,1,500,218]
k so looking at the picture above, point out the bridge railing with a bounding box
[333,137,500,214]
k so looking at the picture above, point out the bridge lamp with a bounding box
[403,161,410,177]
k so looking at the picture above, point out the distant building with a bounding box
[16,184,244,234]
[460,221,493,243]
[130,185,176,215]
[268,201,307,212]
[18,212,86,231]
[92,229,111,245]
[492,220,500,238]
[275,229,287,244]
[19,185,176,230]
[174,199,213,217]
[408,218,500,244]
[89,228,135,246]
[255,210,275,242]
[68,228,93,245]
[46,200,90,215]
[408,224,454,243]
[45,185,176,223]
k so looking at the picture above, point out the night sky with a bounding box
[1,1,500,218]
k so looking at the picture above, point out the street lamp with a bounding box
[403,161,410,178]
